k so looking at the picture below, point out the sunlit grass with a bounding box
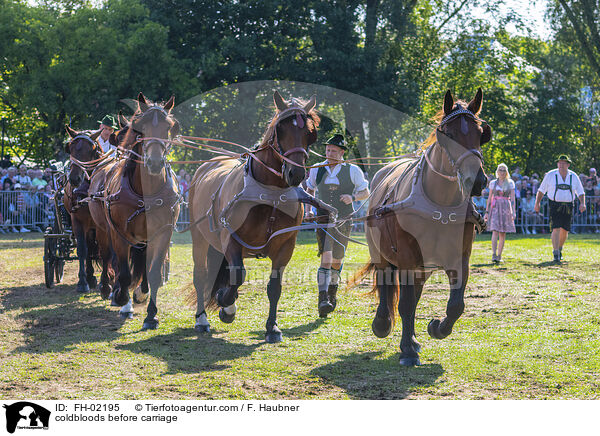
[1,231,599,399]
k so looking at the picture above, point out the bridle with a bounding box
[424,106,485,183]
[130,105,173,168]
[249,102,314,180]
[68,134,103,181]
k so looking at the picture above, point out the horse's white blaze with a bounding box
[224,304,237,315]
[195,312,209,327]
[119,299,133,314]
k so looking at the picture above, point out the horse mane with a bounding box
[256,98,321,150]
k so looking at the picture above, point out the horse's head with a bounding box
[128,93,180,175]
[264,91,319,186]
[435,88,491,198]
[64,125,101,187]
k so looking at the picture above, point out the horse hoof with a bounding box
[194,324,211,334]
[87,276,98,289]
[119,311,134,320]
[133,289,149,304]
[265,329,282,344]
[77,283,90,293]
[427,319,446,340]
[141,319,159,331]
[100,284,112,300]
[371,316,392,338]
[218,308,235,324]
[399,355,421,367]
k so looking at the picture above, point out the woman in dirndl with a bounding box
[484,163,516,263]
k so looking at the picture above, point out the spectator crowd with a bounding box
[473,166,600,234]
[1,154,600,235]
[0,156,55,233]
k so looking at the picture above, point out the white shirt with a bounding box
[98,136,114,154]
[538,168,584,203]
[306,161,369,194]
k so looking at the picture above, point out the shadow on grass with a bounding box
[0,283,93,311]
[523,261,564,268]
[248,318,326,340]
[115,328,261,374]
[312,351,443,399]
[13,300,127,354]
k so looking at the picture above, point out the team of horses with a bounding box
[60,89,491,365]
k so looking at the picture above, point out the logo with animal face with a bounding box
[3,402,51,433]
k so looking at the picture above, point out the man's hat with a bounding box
[325,134,347,150]
[98,115,118,129]
[557,154,572,164]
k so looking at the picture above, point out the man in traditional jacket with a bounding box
[306,134,369,317]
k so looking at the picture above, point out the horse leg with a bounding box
[141,237,171,330]
[110,245,120,306]
[192,229,211,333]
[407,271,431,353]
[85,230,97,289]
[398,272,420,366]
[428,261,468,340]
[371,265,394,338]
[265,267,283,343]
[133,274,149,304]
[96,228,112,299]
[73,219,89,293]
[113,241,133,315]
[215,245,245,315]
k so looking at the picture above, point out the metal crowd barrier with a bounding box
[1,190,598,235]
[0,190,53,233]
[472,195,600,234]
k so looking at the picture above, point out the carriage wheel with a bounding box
[44,233,56,289]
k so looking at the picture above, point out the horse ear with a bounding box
[164,95,175,113]
[90,130,102,141]
[273,90,288,112]
[137,92,150,112]
[468,87,483,115]
[169,119,180,138]
[303,94,316,113]
[443,90,454,115]
[480,124,492,145]
[118,111,129,128]
[65,125,77,138]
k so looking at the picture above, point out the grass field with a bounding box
[0,231,599,400]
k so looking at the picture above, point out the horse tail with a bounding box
[348,261,375,291]
[349,261,399,327]
[88,231,101,271]
[129,247,145,292]
[185,246,228,312]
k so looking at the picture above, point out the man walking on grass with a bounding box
[535,155,586,262]
[305,134,369,317]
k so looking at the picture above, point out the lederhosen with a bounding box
[548,173,574,231]
[315,164,354,258]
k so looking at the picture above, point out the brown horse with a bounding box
[87,119,133,300]
[353,89,491,366]
[63,127,104,293]
[89,93,180,329]
[188,91,323,343]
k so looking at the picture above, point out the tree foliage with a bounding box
[0,0,597,174]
